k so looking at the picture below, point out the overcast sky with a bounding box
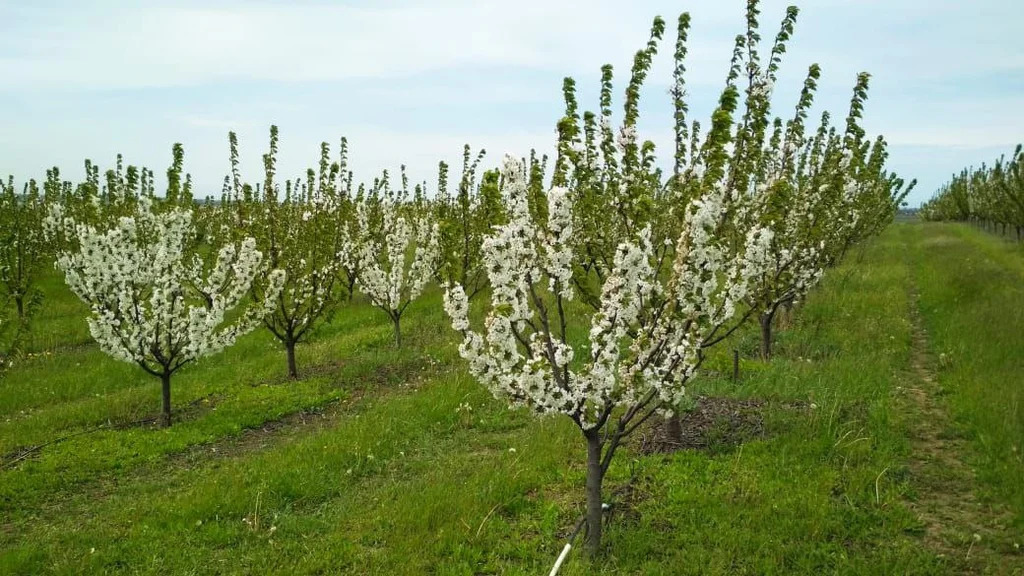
[1,0,1021,206]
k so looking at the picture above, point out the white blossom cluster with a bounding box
[750,141,865,313]
[275,258,343,333]
[253,186,346,345]
[350,196,440,316]
[673,182,774,324]
[754,178,828,311]
[48,197,284,374]
[444,156,773,430]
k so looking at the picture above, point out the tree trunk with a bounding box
[663,413,683,448]
[347,277,357,302]
[15,294,24,319]
[732,349,740,381]
[584,429,605,556]
[286,340,298,379]
[160,372,172,428]
[392,314,402,348]
[759,311,774,361]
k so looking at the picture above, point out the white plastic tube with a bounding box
[548,543,573,576]
[548,503,606,575]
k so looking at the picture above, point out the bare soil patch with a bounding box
[632,396,807,456]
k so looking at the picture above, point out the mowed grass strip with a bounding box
[0,281,455,526]
[911,222,1024,525]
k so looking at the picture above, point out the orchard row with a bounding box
[0,1,912,556]
[921,145,1024,239]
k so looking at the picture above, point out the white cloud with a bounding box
[1,0,1022,206]
[181,115,258,130]
[0,0,679,90]
[884,127,1024,150]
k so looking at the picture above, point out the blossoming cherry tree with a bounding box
[349,179,439,347]
[444,156,773,554]
[49,151,284,427]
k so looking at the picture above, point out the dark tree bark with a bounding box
[759,310,775,361]
[392,313,402,348]
[160,372,172,428]
[347,276,357,302]
[663,413,683,447]
[584,429,605,556]
[285,340,298,379]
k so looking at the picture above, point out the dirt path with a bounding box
[902,284,1022,574]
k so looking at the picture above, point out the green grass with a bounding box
[0,223,1020,574]
[909,222,1024,522]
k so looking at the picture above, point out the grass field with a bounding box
[1,222,1021,575]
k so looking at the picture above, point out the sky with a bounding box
[1,0,1021,207]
